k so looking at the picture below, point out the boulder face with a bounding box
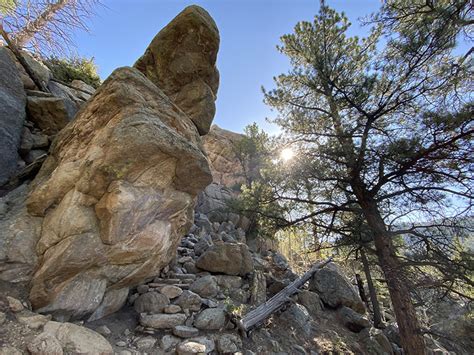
[309,263,365,314]
[0,47,27,186]
[134,5,219,136]
[196,242,253,276]
[202,125,245,187]
[22,5,219,321]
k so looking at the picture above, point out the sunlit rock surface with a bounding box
[22,5,219,320]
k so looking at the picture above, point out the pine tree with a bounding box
[263,2,473,353]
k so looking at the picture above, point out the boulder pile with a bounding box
[79,212,397,354]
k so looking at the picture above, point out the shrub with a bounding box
[44,56,101,88]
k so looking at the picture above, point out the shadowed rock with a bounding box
[0,47,26,185]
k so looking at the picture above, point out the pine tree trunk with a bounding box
[360,248,383,329]
[361,202,426,355]
[355,273,368,304]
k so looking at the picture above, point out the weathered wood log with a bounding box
[238,257,333,334]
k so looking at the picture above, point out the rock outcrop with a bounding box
[0,47,27,186]
[196,183,250,230]
[134,5,219,136]
[0,46,95,196]
[202,125,245,187]
[9,5,220,321]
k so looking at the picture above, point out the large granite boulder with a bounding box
[309,263,365,314]
[25,65,214,320]
[0,47,26,186]
[134,5,219,135]
[202,125,244,187]
[12,5,220,320]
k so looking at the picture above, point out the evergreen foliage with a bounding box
[44,56,101,88]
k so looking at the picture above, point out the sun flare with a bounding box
[280,147,295,162]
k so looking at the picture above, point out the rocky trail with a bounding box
[1,210,407,354]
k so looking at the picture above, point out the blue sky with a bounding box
[74,0,381,133]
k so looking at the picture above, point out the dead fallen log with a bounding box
[238,257,333,334]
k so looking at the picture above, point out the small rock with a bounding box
[137,284,149,294]
[134,292,170,313]
[160,285,183,299]
[178,256,193,264]
[173,325,199,338]
[140,313,187,329]
[297,290,323,317]
[339,306,370,332]
[175,290,202,312]
[6,296,24,312]
[201,298,218,308]
[189,275,219,298]
[128,293,139,305]
[177,341,206,355]
[26,96,71,134]
[161,335,181,351]
[185,314,195,327]
[194,308,226,330]
[27,333,63,355]
[164,304,182,314]
[135,336,157,350]
[189,336,215,353]
[31,132,49,149]
[116,341,127,347]
[216,333,242,353]
[175,273,196,280]
[96,325,112,336]
[183,261,199,274]
[16,311,51,330]
[0,312,6,325]
[19,127,33,155]
[214,275,243,290]
[0,346,24,355]
[280,303,312,335]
